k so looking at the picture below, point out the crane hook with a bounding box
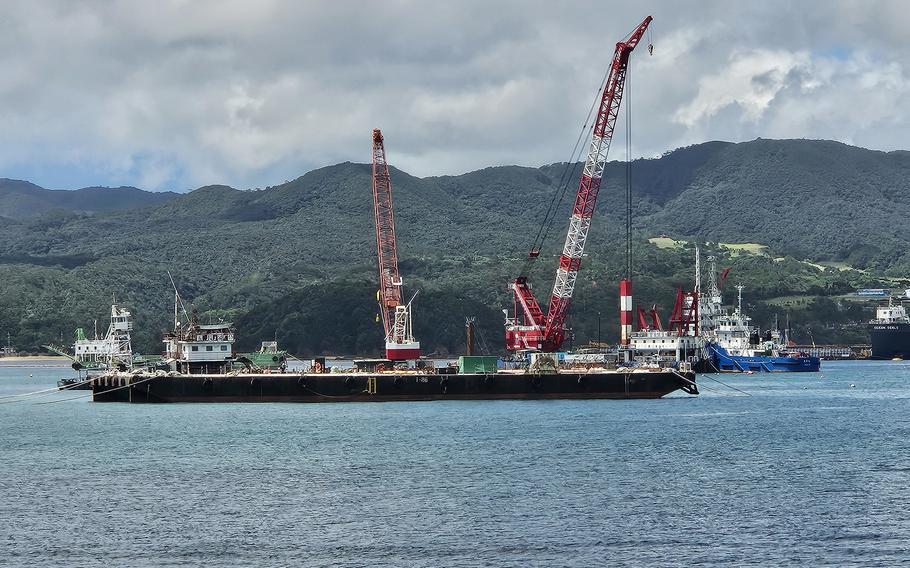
[648,43,653,55]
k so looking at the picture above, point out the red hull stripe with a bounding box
[386,348,421,360]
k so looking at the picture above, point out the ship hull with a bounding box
[869,323,910,359]
[91,370,697,403]
[699,343,820,373]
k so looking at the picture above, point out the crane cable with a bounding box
[625,58,633,281]
[522,21,654,280]
[520,59,616,277]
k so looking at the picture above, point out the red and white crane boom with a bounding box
[371,129,420,360]
[505,16,652,352]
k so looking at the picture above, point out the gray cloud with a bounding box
[0,0,908,190]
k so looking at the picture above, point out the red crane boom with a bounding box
[371,129,420,360]
[505,16,652,352]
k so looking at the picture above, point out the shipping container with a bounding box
[458,356,498,374]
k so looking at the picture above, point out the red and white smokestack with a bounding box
[620,278,633,346]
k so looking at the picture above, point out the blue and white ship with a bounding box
[699,271,820,373]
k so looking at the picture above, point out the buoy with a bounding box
[850,383,856,388]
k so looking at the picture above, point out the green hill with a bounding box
[0,138,903,356]
[0,178,178,219]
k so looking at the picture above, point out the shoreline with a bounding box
[0,356,71,368]
[0,355,69,362]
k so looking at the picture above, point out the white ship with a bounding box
[162,285,236,374]
[47,303,134,371]
[627,249,703,367]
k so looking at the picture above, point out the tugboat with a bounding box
[700,282,820,373]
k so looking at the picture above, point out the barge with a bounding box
[91,368,697,403]
[90,290,697,403]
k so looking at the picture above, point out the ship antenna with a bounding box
[167,271,191,327]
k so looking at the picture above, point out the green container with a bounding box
[458,356,498,374]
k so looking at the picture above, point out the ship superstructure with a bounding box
[50,303,135,371]
[163,310,235,375]
[162,280,236,374]
[627,249,702,367]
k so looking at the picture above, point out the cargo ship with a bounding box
[869,296,910,359]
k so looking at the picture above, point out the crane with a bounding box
[505,16,652,352]
[371,129,420,361]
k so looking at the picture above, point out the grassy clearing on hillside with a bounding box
[718,242,769,256]
[648,237,687,249]
[765,295,816,308]
[819,261,855,271]
[801,260,828,271]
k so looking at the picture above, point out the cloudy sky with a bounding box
[1,0,908,191]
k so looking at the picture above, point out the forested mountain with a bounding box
[0,138,904,356]
[0,179,177,219]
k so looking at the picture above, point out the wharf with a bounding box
[91,369,698,403]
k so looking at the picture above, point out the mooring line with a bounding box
[0,377,95,403]
[670,370,735,396]
[700,373,752,396]
[34,376,156,405]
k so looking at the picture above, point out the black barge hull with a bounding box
[92,371,697,403]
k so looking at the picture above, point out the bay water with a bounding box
[1,360,908,566]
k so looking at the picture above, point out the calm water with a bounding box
[1,360,908,567]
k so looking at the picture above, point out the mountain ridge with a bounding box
[0,137,904,355]
[0,178,179,219]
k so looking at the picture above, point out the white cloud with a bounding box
[674,50,810,126]
[0,0,909,190]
